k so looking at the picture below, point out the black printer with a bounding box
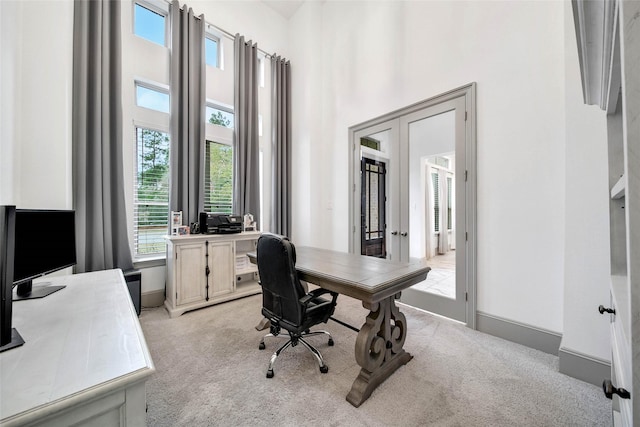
[199,212,243,234]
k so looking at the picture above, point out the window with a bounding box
[432,172,440,233]
[134,2,167,46]
[447,176,453,230]
[134,127,170,257]
[434,156,450,169]
[204,140,233,214]
[136,83,170,113]
[206,104,234,129]
[205,36,220,68]
[258,56,265,87]
[360,136,381,151]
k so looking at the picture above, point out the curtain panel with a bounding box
[270,56,292,237]
[233,35,260,226]
[72,0,133,273]
[169,0,205,227]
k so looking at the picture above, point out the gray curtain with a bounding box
[170,0,205,227]
[233,35,260,225]
[270,56,292,236]
[72,0,133,273]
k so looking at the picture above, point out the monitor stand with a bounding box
[0,328,25,353]
[13,281,66,301]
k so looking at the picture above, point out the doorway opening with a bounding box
[411,153,456,299]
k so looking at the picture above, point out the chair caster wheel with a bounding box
[328,338,334,346]
[259,342,265,350]
[320,365,329,374]
[266,369,274,378]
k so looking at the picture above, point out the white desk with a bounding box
[0,269,155,426]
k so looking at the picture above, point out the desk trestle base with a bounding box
[347,293,412,407]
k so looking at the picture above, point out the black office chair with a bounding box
[256,233,338,378]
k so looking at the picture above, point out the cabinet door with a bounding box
[175,243,207,305]
[208,241,234,298]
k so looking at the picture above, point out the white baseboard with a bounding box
[141,289,165,308]
[558,346,610,387]
[476,311,610,387]
[476,311,562,355]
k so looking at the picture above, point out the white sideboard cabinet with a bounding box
[165,231,261,318]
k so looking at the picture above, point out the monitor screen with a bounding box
[13,209,77,285]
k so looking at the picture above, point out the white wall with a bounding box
[0,0,19,205]
[290,0,568,333]
[0,0,73,209]
[561,1,610,361]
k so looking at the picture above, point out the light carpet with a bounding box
[139,294,611,427]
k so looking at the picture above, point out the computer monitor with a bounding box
[0,206,23,352]
[12,209,77,300]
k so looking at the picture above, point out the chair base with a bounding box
[259,329,333,378]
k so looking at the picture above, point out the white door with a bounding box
[399,96,467,322]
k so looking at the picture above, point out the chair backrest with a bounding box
[256,233,306,327]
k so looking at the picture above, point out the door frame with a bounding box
[348,83,477,329]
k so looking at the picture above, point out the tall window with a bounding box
[447,176,453,230]
[432,172,440,233]
[133,2,167,47]
[135,127,170,256]
[205,35,220,68]
[204,140,233,214]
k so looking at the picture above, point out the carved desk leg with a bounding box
[346,293,412,407]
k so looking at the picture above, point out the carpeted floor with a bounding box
[139,294,611,427]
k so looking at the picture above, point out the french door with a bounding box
[398,97,467,322]
[349,85,476,327]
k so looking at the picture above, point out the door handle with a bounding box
[391,231,398,235]
[400,232,408,237]
[598,305,615,315]
[602,380,630,399]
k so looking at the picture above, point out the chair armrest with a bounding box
[299,288,338,306]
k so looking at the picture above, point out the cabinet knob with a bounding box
[602,380,630,400]
[400,232,408,237]
[391,231,398,235]
[598,305,615,315]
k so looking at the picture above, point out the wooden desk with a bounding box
[0,269,155,426]
[249,246,430,407]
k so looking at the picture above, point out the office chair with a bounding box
[256,233,338,378]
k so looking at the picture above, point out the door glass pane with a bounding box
[361,157,387,258]
[408,110,456,299]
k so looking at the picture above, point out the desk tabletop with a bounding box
[0,269,155,425]
[249,246,430,303]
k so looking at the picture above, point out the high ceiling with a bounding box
[262,0,305,19]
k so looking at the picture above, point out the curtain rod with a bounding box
[204,22,274,59]
[160,0,279,59]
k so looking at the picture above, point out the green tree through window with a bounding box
[204,109,233,214]
[135,128,170,255]
[208,110,231,127]
[205,140,233,214]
